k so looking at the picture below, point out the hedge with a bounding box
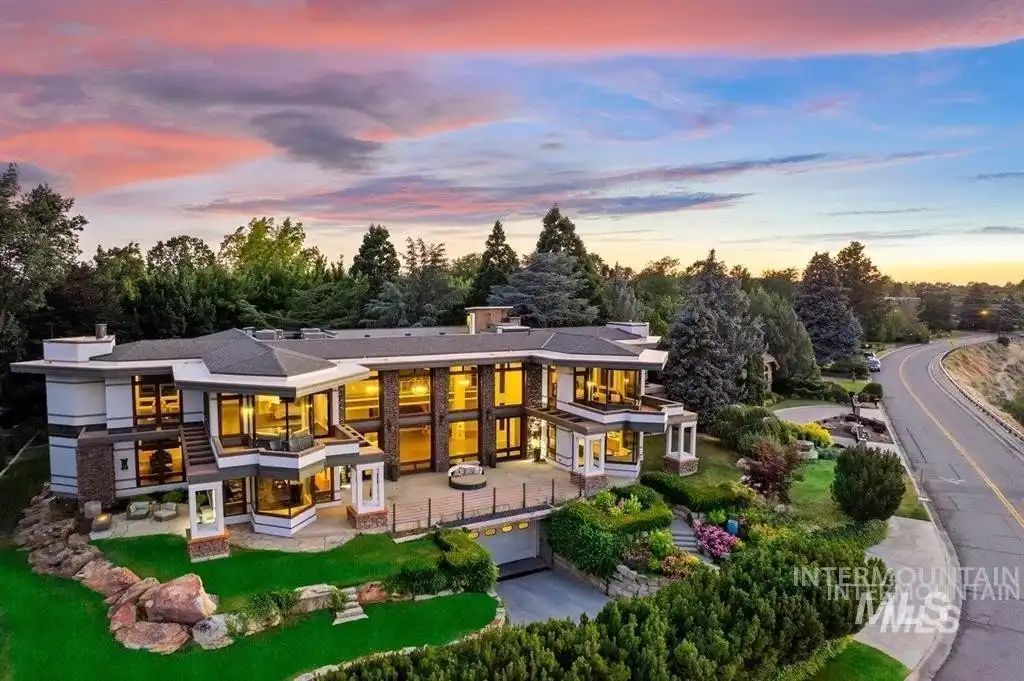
[384,529,497,595]
[641,471,754,512]
[547,487,673,578]
[325,534,889,681]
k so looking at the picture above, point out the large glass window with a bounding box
[573,368,640,408]
[218,394,245,438]
[546,424,557,459]
[448,366,478,411]
[606,430,639,464]
[312,467,334,503]
[496,417,522,460]
[547,365,559,408]
[344,372,379,421]
[133,375,181,427]
[398,369,431,415]
[135,439,184,486]
[223,478,247,516]
[399,424,432,472]
[252,392,331,449]
[449,420,480,463]
[255,477,313,517]
[495,362,523,406]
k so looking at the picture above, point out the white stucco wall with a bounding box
[45,377,106,426]
[47,435,78,496]
[181,389,204,423]
[105,378,134,430]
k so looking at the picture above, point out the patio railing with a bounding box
[389,477,584,534]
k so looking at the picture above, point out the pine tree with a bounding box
[836,241,889,339]
[748,287,820,381]
[535,205,605,318]
[350,224,400,296]
[604,272,644,321]
[662,252,765,417]
[467,220,519,306]
[794,252,862,364]
[487,251,598,327]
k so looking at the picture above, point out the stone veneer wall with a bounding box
[664,454,699,476]
[76,443,115,507]
[186,532,230,562]
[478,365,496,467]
[430,368,450,472]
[379,370,401,480]
[552,554,673,598]
[525,362,543,408]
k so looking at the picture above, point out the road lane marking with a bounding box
[898,346,1024,529]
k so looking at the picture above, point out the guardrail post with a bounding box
[391,502,396,532]
[522,482,527,508]
[551,478,555,505]
[427,497,432,527]
[461,493,465,520]
[492,487,497,514]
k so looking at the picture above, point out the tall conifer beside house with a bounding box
[793,252,862,364]
[468,220,519,306]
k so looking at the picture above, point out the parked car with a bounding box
[866,356,881,372]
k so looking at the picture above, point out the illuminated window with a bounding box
[344,371,379,421]
[312,467,334,503]
[252,391,330,447]
[132,375,180,427]
[547,365,559,408]
[399,424,432,472]
[546,424,557,459]
[573,368,639,408]
[135,439,184,487]
[255,477,313,517]
[496,417,522,460]
[223,478,246,516]
[398,369,431,416]
[495,363,523,406]
[606,430,639,464]
[218,394,244,438]
[448,420,479,463]
[448,366,478,411]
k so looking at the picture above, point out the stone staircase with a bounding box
[332,587,367,625]
[670,516,700,554]
[183,423,216,471]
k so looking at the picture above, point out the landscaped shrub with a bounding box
[435,529,497,592]
[776,376,851,404]
[744,439,800,502]
[706,508,727,526]
[609,483,661,507]
[997,335,1011,347]
[384,555,448,595]
[816,445,845,460]
[811,520,888,551]
[695,523,740,559]
[860,382,884,399]
[161,490,185,504]
[789,422,832,448]
[832,445,906,522]
[828,355,869,378]
[641,471,754,511]
[645,529,674,559]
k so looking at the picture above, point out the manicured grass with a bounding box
[97,533,441,611]
[0,444,48,538]
[790,460,929,526]
[809,641,908,681]
[0,549,495,681]
[825,377,869,393]
[642,433,740,483]
[769,398,836,411]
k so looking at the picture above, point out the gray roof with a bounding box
[202,335,336,377]
[94,329,251,362]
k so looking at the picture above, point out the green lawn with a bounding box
[642,433,740,482]
[0,549,495,681]
[0,445,48,539]
[769,398,835,411]
[97,534,441,611]
[824,377,869,393]
[810,641,908,681]
[789,460,929,526]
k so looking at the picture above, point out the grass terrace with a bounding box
[810,641,909,681]
[0,549,496,681]
[96,534,442,611]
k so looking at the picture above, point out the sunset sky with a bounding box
[2,1,1023,283]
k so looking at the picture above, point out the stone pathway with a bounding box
[332,587,367,625]
[670,516,699,553]
[228,524,358,553]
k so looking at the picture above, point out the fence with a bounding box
[390,477,583,534]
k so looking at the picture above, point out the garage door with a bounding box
[471,521,539,565]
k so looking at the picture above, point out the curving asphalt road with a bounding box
[879,338,1024,680]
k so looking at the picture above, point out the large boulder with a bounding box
[143,574,217,625]
[292,584,337,614]
[107,577,160,607]
[114,621,189,654]
[356,581,389,605]
[15,517,76,550]
[108,602,138,633]
[80,564,140,598]
[192,615,233,649]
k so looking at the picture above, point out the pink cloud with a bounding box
[3,1,1022,74]
[0,122,272,192]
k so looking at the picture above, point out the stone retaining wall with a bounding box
[552,554,673,598]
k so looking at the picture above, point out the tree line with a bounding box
[1,162,1021,422]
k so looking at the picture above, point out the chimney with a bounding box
[95,323,107,339]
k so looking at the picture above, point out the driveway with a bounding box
[497,568,609,624]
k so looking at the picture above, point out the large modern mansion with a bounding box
[13,307,697,560]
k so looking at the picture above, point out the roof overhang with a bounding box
[171,360,371,398]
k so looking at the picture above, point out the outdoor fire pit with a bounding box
[448,463,487,490]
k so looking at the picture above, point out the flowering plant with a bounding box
[695,523,741,560]
[660,553,700,579]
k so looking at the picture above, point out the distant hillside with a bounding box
[946,340,1024,427]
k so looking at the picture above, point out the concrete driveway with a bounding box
[497,568,609,624]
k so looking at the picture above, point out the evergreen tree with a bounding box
[759,267,800,301]
[958,282,995,330]
[794,252,862,364]
[918,289,954,332]
[468,220,519,306]
[535,205,605,318]
[836,241,889,339]
[604,271,644,321]
[350,223,401,296]
[747,287,820,381]
[662,252,765,417]
[488,251,598,327]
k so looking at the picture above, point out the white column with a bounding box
[351,467,363,511]
[688,425,697,458]
[330,388,341,427]
[352,462,384,512]
[677,425,686,456]
[188,482,225,539]
[207,393,220,438]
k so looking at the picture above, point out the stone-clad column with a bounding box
[380,370,401,480]
[525,362,543,408]
[76,443,115,507]
[478,364,496,467]
[430,368,450,472]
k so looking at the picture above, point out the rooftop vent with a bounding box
[252,329,284,341]
[95,323,107,339]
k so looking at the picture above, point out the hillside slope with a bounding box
[945,340,1024,427]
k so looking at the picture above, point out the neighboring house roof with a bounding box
[202,335,337,377]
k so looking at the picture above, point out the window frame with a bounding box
[495,362,524,407]
[448,365,479,412]
[132,374,182,428]
[495,416,524,460]
[134,438,185,487]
